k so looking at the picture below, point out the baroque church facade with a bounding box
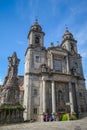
[23,20,87,121]
[0,20,87,122]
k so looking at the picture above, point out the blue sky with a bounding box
[0,0,87,88]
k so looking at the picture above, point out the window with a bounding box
[66,36,68,39]
[34,89,37,96]
[33,108,37,114]
[79,92,82,97]
[75,62,78,68]
[36,56,40,62]
[35,36,39,43]
[54,59,62,72]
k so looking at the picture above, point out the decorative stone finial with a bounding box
[50,42,54,47]
[34,18,38,25]
[57,41,60,45]
[65,24,69,31]
[35,18,38,22]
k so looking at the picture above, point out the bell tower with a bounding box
[23,20,46,121]
[61,28,77,54]
[27,19,45,47]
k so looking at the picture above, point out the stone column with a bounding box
[43,79,46,113]
[39,81,43,122]
[52,81,56,114]
[69,82,74,114]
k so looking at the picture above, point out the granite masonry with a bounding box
[0,52,24,123]
[0,20,87,122]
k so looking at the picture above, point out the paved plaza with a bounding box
[0,117,87,130]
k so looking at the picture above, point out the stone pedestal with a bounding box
[0,105,24,123]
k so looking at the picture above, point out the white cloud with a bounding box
[70,5,87,16]
[15,0,40,22]
[50,0,59,16]
[85,76,87,89]
[17,40,25,45]
[0,78,3,85]
[81,51,87,58]
[75,24,87,45]
[0,73,3,85]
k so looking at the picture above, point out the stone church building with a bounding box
[23,20,87,121]
[0,20,87,122]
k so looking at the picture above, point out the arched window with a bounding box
[35,36,40,44]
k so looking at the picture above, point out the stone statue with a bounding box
[0,52,25,123]
[7,52,20,78]
[1,52,20,105]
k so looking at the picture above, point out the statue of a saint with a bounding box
[7,52,20,78]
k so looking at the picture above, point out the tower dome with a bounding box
[27,20,45,47]
[62,27,74,40]
[30,19,42,32]
[61,27,77,53]
[28,19,45,39]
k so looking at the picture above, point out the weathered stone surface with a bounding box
[0,21,87,123]
[23,21,87,122]
[0,52,24,123]
[0,52,20,105]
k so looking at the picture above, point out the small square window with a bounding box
[33,108,37,114]
[36,56,40,62]
[34,89,37,96]
[54,59,62,72]
[79,92,82,97]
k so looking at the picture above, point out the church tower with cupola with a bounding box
[61,27,77,54]
[23,20,46,121]
[23,21,87,122]
[61,28,84,77]
[27,19,45,47]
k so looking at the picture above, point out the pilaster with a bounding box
[51,53,53,69]
[52,81,56,114]
[75,82,81,116]
[42,78,46,113]
[66,56,70,74]
[69,82,74,114]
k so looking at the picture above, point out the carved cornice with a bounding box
[25,72,41,76]
[25,46,46,56]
